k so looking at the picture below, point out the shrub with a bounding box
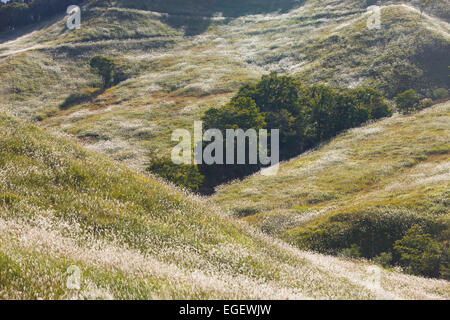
[341,244,361,258]
[420,98,434,110]
[89,56,117,89]
[292,209,446,258]
[147,157,204,193]
[113,62,134,85]
[373,252,393,267]
[440,245,450,280]
[395,89,420,114]
[432,88,449,100]
[394,225,442,278]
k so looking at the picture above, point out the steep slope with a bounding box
[0,0,448,172]
[213,102,449,267]
[1,113,449,299]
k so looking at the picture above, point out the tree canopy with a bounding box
[197,74,393,192]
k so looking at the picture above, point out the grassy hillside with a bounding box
[0,0,449,299]
[2,113,449,299]
[0,0,448,172]
[213,102,449,275]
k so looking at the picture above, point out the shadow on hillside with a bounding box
[115,0,306,36]
[0,14,64,45]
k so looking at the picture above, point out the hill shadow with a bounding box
[0,13,63,45]
[115,0,306,36]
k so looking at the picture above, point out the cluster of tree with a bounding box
[149,74,393,193]
[198,74,392,192]
[296,209,449,279]
[0,0,83,32]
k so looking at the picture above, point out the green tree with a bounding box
[196,74,391,193]
[89,55,117,89]
[347,88,393,120]
[300,85,339,143]
[433,88,448,100]
[200,97,267,191]
[202,97,266,132]
[234,73,302,116]
[395,89,420,114]
[341,244,361,259]
[394,225,442,278]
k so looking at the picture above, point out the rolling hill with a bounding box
[214,102,449,269]
[2,113,449,299]
[0,0,448,172]
[0,0,449,299]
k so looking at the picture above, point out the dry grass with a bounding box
[0,1,448,172]
[214,102,449,250]
[1,113,448,299]
[0,0,449,299]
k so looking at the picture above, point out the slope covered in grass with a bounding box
[0,0,448,172]
[213,102,450,274]
[1,113,449,299]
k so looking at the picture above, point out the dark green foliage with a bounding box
[234,74,302,116]
[293,210,440,257]
[394,225,443,278]
[147,157,204,193]
[440,244,450,280]
[373,252,393,268]
[112,62,133,86]
[341,244,361,259]
[395,89,420,114]
[89,55,117,89]
[203,97,267,131]
[60,92,92,110]
[433,88,449,100]
[199,97,267,192]
[198,74,392,191]
[292,209,449,279]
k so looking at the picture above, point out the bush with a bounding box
[293,209,446,258]
[432,88,449,100]
[292,210,449,279]
[395,89,420,114]
[89,56,117,89]
[440,245,450,280]
[373,252,392,267]
[420,98,434,110]
[341,244,361,258]
[147,157,204,193]
[394,225,442,278]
